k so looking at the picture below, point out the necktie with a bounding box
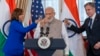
[89,18,92,29]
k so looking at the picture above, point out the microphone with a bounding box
[46,27,49,37]
[40,24,50,37]
[41,27,43,32]
[40,27,44,37]
[47,27,49,32]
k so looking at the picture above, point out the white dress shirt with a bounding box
[90,13,96,28]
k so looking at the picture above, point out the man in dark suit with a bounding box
[64,2,100,56]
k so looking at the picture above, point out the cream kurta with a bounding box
[34,18,69,56]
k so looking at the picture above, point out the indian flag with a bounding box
[61,0,86,56]
[0,0,15,56]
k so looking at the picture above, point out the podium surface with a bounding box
[25,39,66,56]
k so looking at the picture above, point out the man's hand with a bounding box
[64,19,70,25]
[44,15,51,20]
[94,42,100,49]
[40,19,45,27]
[40,18,49,27]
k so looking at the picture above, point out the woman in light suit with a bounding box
[3,8,38,56]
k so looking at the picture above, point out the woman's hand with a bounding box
[35,19,42,24]
[40,18,49,27]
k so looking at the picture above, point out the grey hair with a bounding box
[45,7,55,12]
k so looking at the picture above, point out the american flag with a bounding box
[31,0,44,22]
[95,0,100,14]
[24,0,44,56]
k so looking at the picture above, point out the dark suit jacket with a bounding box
[68,14,100,56]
